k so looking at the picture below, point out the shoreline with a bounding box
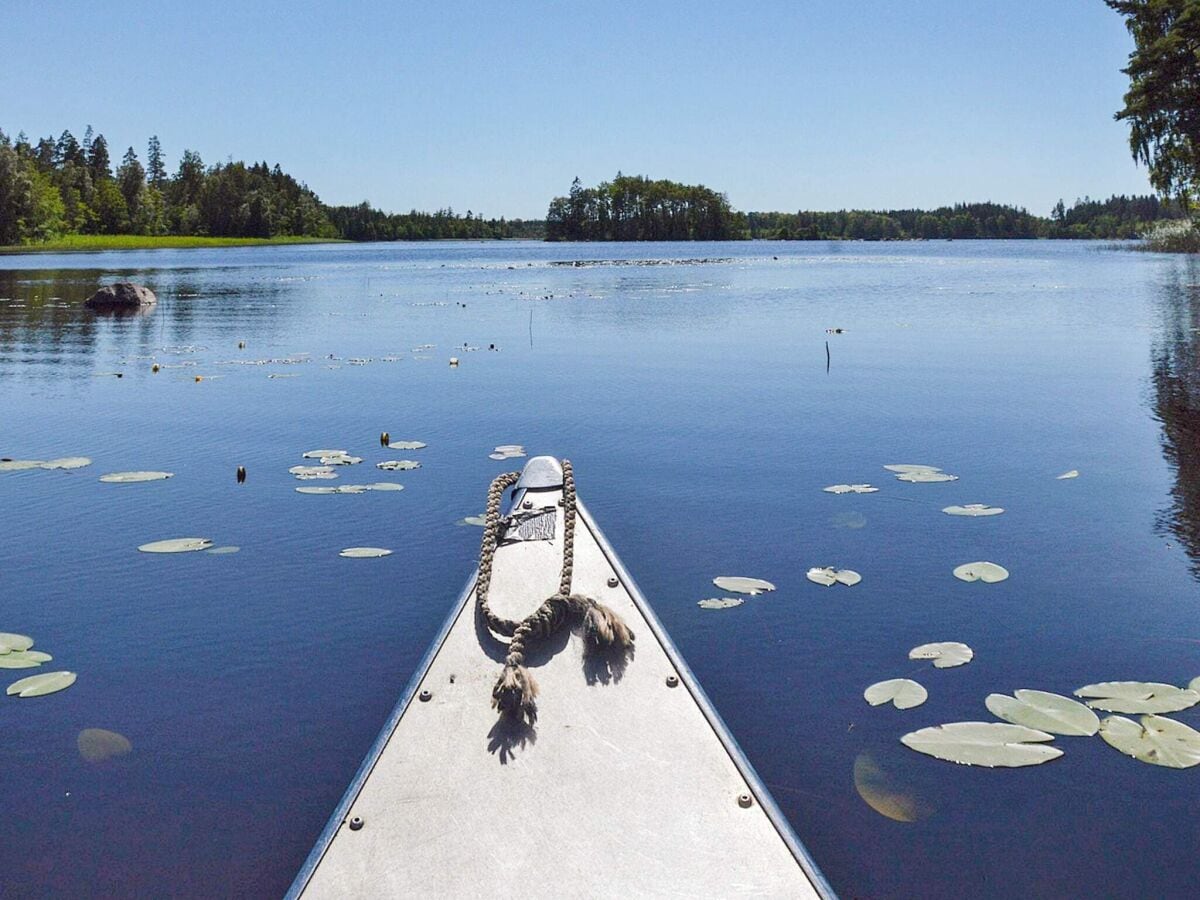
[0,235,348,254]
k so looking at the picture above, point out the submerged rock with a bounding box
[84,283,157,311]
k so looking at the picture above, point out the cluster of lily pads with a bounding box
[866,643,1200,768]
[0,633,75,698]
[697,576,775,609]
[291,447,409,495]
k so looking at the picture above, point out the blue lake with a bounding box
[1,239,1198,897]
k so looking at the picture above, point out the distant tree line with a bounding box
[545,174,744,241]
[745,196,1185,241]
[324,202,542,241]
[0,125,337,244]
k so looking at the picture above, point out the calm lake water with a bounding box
[2,239,1199,898]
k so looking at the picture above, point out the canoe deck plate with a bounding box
[502,506,556,542]
[290,458,830,899]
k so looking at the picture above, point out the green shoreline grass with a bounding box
[0,235,346,254]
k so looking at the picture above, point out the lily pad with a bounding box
[388,441,426,450]
[0,650,52,669]
[853,752,934,822]
[377,460,421,471]
[896,471,958,483]
[1098,714,1200,768]
[138,537,213,553]
[909,641,974,668]
[363,482,404,492]
[6,671,76,698]
[0,460,45,471]
[806,567,861,587]
[823,484,879,494]
[99,471,174,483]
[302,449,348,459]
[38,457,91,470]
[206,546,240,554]
[1057,470,1080,480]
[320,455,363,466]
[296,486,337,495]
[456,516,487,527]
[900,722,1061,767]
[864,678,928,710]
[289,465,337,479]
[0,633,34,653]
[985,690,1099,736]
[883,464,942,474]
[712,576,775,595]
[78,728,133,763]
[697,597,745,610]
[952,562,1009,583]
[943,504,1004,517]
[339,547,393,558]
[1073,681,1200,714]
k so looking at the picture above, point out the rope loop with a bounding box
[475,459,635,725]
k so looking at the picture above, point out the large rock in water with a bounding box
[84,283,157,311]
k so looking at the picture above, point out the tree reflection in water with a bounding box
[1152,257,1200,576]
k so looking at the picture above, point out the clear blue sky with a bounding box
[2,0,1150,219]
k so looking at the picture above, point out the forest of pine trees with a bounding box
[0,123,1188,247]
[0,126,335,243]
[545,174,743,241]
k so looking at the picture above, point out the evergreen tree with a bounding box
[147,135,166,187]
[1107,0,1200,203]
[88,134,111,180]
[54,130,81,168]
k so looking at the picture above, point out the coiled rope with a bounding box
[476,459,634,725]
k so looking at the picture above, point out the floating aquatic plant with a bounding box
[823,484,879,494]
[0,650,52,669]
[984,690,1099,736]
[712,576,775,595]
[490,444,526,460]
[0,633,34,653]
[6,671,76,698]
[864,678,927,710]
[1057,470,1080,480]
[952,562,1009,583]
[339,547,393,558]
[0,457,91,471]
[320,454,363,466]
[896,471,958,483]
[39,457,91,470]
[376,460,421,471]
[806,567,862,587]
[1073,681,1199,714]
[943,504,1004,517]
[387,441,426,450]
[909,642,973,668]
[289,465,338,480]
[853,752,934,822]
[206,546,240,554]
[78,728,133,762]
[99,471,174,483]
[883,464,942,474]
[302,449,348,459]
[295,483,403,495]
[900,722,1061,767]
[1098,715,1200,768]
[697,598,745,610]
[137,538,214,553]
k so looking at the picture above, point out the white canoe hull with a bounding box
[289,457,831,898]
